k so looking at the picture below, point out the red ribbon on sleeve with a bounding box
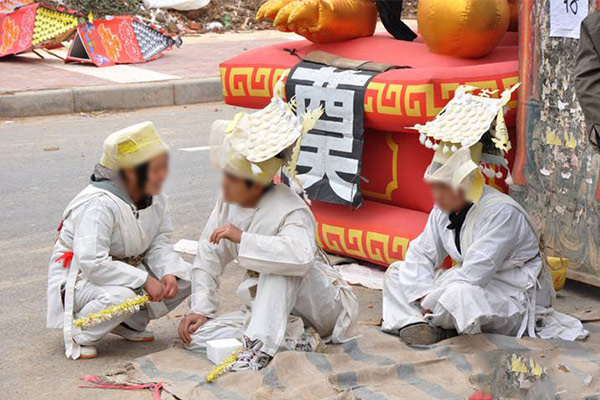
[56,251,74,269]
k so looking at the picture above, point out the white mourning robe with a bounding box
[47,185,191,359]
[382,186,588,341]
[187,184,359,356]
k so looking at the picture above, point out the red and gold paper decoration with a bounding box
[66,16,180,67]
[0,3,77,57]
[0,0,34,14]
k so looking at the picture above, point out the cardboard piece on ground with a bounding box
[572,309,600,322]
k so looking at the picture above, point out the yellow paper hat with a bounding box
[100,121,170,171]
[209,72,323,186]
[224,152,284,186]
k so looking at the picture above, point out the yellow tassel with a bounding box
[492,109,511,153]
[272,70,290,99]
[284,136,304,184]
[205,350,241,383]
[73,295,150,329]
[301,105,324,135]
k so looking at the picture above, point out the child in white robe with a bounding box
[179,83,359,371]
[382,86,588,344]
[47,122,191,359]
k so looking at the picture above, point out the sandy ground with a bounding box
[1,104,598,400]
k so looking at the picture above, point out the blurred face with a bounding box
[429,181,468,214]
[144,153,169,195]
[122,153,169,198]
[221,172,264,207]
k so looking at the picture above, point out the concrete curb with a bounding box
[0,77,223,118]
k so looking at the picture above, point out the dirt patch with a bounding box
[403,0,418,17]
[163,0,272,34]
[59,0,418,35]
[171,0,419,34]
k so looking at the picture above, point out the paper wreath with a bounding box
[411,84,520,159]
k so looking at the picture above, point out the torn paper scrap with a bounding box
[174,239,198,255]
[334,263,385,290]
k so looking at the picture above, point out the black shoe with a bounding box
[398,323,457,345]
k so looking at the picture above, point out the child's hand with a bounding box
[210,224,243,244]
[144,276,164,302]
[178,313,207,344]
[161,274,178,299]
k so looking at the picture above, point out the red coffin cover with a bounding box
[313,200,429,267]
[219,33,519,266]
[220,33,519,134]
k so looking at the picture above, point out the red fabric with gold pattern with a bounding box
[362,128,517,213]
[220,33,518,134]
[220,34,519,266]
[313,200,429,266]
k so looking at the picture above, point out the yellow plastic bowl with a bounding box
[547,256,567,291]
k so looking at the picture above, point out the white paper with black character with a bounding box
[285,62,377,207]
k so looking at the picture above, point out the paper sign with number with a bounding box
[550,0,589,38]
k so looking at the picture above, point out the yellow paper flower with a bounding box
[73,295,150,329]
[205,350,241,383]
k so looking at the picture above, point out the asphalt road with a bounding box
[0,104,383,400]
[1,104,598,400]
[0,104,234,399]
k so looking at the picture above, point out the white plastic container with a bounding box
[206,338,242,365]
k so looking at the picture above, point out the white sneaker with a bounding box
[286,331,325,353]
[230,336,272,372]
[79,345,98,359]
[111,324,155,342]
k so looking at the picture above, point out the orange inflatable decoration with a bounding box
[257,0,377,43]
[417,0,510,58]
[508,0,519,32]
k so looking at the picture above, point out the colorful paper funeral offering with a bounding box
[0,0,34,14]
[0,3,78,57]
[66,16,181,67]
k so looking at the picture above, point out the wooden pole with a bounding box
[513,0,535,185]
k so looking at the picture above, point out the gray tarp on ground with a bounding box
[102,323,600,399]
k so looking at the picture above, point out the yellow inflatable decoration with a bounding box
[417,0,510,58]
[256,0,377,43]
